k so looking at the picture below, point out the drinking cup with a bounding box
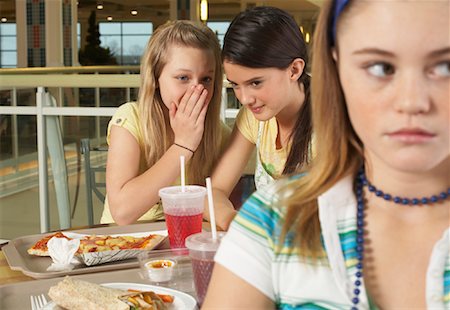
[185,231,226,306]
[159,185,206,249]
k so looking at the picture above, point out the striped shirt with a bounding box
[215,175,450,309]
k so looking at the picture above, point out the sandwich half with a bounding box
[48,277,129,310]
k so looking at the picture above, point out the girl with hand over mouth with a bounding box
[102,21,230,225]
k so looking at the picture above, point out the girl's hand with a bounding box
[169,84,209,152]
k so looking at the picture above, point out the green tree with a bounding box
[79,11,117,65]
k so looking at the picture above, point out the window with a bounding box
[207,21,230,47]
[0,23,17,68]
[77,22,80,49]
[99,22,152,65]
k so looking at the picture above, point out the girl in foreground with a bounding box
[102,21,229,225]
[204,0,449,308]
[207,7,313,230]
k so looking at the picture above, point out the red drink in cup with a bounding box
[191,258,215,302]
[185,231,226,306]
[159,185,206,249]
[164,213,203,248]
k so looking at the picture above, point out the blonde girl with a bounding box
[102,21,229,225]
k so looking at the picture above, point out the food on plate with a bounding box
[119,290,174,309]
[48,277,174,310]
[49,277,128,310]
[27,232,165,256]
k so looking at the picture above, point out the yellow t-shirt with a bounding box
[235,107,290,180]
[101,102,231,224]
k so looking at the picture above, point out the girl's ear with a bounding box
[332,47,338,63]
[290,58,306,80]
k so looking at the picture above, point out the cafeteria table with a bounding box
[0,221,199,309]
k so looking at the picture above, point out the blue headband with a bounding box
[331,0,350,45]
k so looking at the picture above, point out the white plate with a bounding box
[43,282,197,310]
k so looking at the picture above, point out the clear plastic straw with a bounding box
[180,155,186,192]
[206,177,217,240]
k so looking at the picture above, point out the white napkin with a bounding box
[46,237,81,271]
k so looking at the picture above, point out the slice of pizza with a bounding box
[27,232,166,257]
[77,234,166,254]
[27,231,71,256]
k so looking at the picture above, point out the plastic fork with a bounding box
[30,294,48,310]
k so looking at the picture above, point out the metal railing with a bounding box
[0,66,239,233]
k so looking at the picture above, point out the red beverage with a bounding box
[191,258,215,306]
[165,213,203,248]
[186,232,226,306]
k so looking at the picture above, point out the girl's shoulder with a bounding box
[116,101,138,114]
[108,102,142,143]
[111,102,139,124]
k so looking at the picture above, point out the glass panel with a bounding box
[130,88,139,101]
[17,115,37,156]
[100,35,121,57]
[1,36,16,49]
[0,23,16,35]
[0,89,12,106]
[17,89,36,107]
[207,22,230,47]
[0,115,110,239]
[122,22,152,34]
[0,114,12,160]
[1,51,17,66]
[122,35,148,65]
[77,22,81,48]
[207,22,230,34]
[99,22,121,34]
[79,88,95,107]
[100,88,127,107]
[216,34,225,47]
[0,145,40,238]
[226,88,239,109]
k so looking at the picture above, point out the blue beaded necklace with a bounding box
[351,169,450,310]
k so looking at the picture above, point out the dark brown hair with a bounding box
[222,6,312,175]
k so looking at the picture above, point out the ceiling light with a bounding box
[200,0,208,22]
[107,16,113,21]
[131,10,138,16]
[97,1,103,10]
[1,17,7,23]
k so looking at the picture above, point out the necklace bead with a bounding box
[352,169,449,309]
[359,172,450,206]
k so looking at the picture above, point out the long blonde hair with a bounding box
[137,20,224,185]
[280,0,363,256]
